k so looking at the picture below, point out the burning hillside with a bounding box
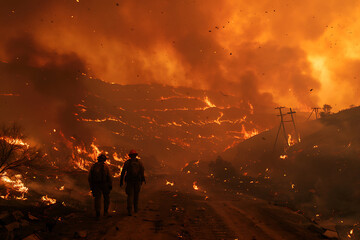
[218,106,360,231]
[0,56,274,170]
[2,0,360,239]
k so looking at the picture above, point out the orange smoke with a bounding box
[1,0,360,112]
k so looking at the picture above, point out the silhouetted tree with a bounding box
[320,104,333,118]
[323,104,332,113]
[0,123,41,174]
[209,156,237,180]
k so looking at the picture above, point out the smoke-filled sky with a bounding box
[1,0,360,111]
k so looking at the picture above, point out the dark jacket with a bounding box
[120,158,145,186]
[88,162,113,191]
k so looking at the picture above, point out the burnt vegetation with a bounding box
[0,123,41,174]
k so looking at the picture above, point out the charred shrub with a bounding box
[209,156,237,181]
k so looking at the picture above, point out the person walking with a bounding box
[120,150,146,216]
[88,154,113,219]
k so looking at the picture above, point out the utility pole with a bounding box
[273,107,288,151]
[307,107,321,120]
[287,108,300,143]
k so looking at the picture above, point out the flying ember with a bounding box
[1,0,360,238]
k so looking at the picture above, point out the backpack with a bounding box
[91,163,106,183]
[127,160,141,181]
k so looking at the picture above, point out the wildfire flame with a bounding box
[41,195,57,205]
[72,141,103,171]
[0,137,30,148]
[193,181,199,190]
[0,173,28,200]
[241,125,259,139]
[287,134,296,147]
[166,180,174,186]
[203,96,216,109]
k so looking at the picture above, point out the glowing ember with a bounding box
[0,93,20,96]
[193,181,199,190]
[78,117,125,123]
[0,191,10,200]
[59,186,65,191]
[181,162,189,171]
[166,180,174,186]
[41,195,57,205]
[280,155,288,159]
[348,229,354,238]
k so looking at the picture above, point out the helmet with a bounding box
[97,154,107,162]
[128,149,138,157]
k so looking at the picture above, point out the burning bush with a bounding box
[0,123,41,174]
[0,123,42,200]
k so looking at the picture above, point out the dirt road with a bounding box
[49,174,326,240]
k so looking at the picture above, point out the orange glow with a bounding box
[0,137,30,148]
[166,180,174,186]
[41,195,57,205]
[0,173,28,200]
[287,134,296,147]
[204,96,216,109]
[2,0,360,111]
[240,125,259,139]
[0,93,20,96]
[193,181,199,191]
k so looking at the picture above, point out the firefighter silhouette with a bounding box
[120,150,146,216]
[88,154,112,219]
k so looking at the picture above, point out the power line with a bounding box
[307,107,321,120]
[273,107,288,151]
[273,107,300,151]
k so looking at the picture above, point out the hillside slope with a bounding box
[221,106,360,220]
